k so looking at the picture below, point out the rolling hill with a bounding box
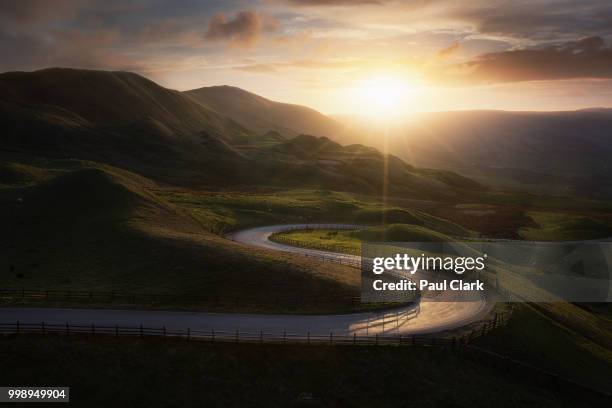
[334,110,612,198]
[185,85,342,138]
[184,84,612,198]
[0,68,482,199]
[0,160,360,311]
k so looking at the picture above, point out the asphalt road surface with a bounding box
[0,224,491,337]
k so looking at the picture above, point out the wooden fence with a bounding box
[0,308,510,347]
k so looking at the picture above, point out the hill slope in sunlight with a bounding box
[185,85,343,138]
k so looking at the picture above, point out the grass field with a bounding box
[0,160,362,313]
[475,303,612,393]
[0,334,605,408]
[520,211,612,240]
[3,153,612,313]
[270,224,459,255]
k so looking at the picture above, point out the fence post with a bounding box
[307,331,310,345]
[353,333,356,345]
[163,326,166,337]
[140,324,143,337]
[260,330,263,344]
[398,334,402,345]
[329,332,333,345]
[212,329,215,341]
[65,322,69,335]
[187,328,191,340]
[283,331,286,344]
[235,329,239,342]
[41,321,45,335]
[16,320,20,334]
[91,323,95,335]
[115,324,118,337]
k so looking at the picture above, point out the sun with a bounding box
[353,75,418,119]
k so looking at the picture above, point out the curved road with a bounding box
[0,224,491,337]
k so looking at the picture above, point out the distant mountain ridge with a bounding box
[334,110,612,198]
[0,67,481,199]
[185,85,342,138]
[0,67,250,143]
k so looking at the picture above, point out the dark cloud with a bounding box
[0,0,223,72]
[205,11,279,47]
[451,0,612,41]
[0,0,85,25]
[451,36,612,83]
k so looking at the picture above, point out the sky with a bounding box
[1,0,612,115]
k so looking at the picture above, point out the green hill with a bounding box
[185,85,342,138]
[0,162,360,312]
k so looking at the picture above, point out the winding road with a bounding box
[0,224,492,337]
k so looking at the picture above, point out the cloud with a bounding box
[445,36,612,84]
[437,42,460,57]
[234,63,278,73]
[450,0,612,41]
[205,11,279,47]
[0,0,86,25]
[286,0,384,5]
[232,58,363,74]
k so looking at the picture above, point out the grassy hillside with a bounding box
[520,211,612,240]
[185,85,342,138]
[270,223,466,255]
[0,159,361,312]
[244,134,484,199]
[0,68,249,141]
[475,303,612,393]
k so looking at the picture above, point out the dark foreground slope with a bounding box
[2,335,604,408]
[185,85,342,138]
